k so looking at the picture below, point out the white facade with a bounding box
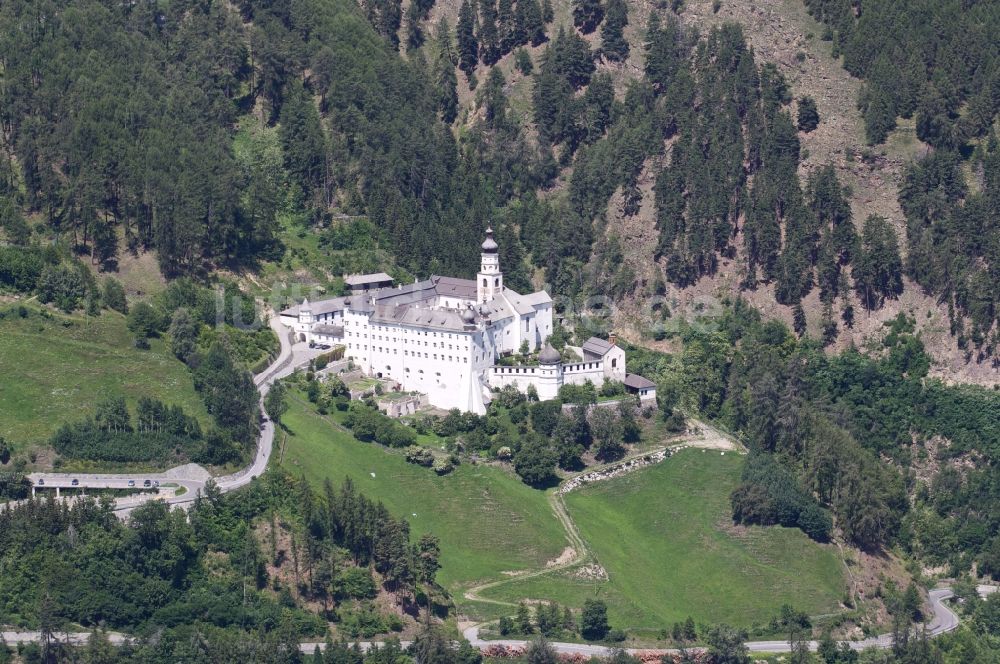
[279,230,652,415]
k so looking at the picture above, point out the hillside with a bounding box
[0,302,209,458]
[414,0,998,384]
[478,449,846,636]
[2,0,997,385]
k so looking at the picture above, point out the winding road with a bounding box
[23,314,322,514]
[4,322,997,655]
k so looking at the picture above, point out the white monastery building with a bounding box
[280,229,656,414]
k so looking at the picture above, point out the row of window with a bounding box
[347,331,467,351]
[344,343,470,363]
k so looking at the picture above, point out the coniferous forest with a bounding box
[2,0,1000,661]
[1,0,997,357]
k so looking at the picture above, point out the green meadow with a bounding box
[0,304,208,453]
[277,398,568,598]
[478,449,847,634]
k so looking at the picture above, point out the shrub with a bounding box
[580,599,610,640]
[432,457,455,475]
[405,445,435,467]
[335,567,378,600]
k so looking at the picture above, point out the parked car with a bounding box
[71,479,79,486]
[37,478,44,486]
[143,479,152,488]
[128,480,135,487]
[153,481,160,488]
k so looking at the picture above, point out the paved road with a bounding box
[458,586,982,656]
[5,319,997,656]
[24,314,304,514]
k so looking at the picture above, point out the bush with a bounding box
[432,457,455,475]
[339,603,388,638]
[580,599,610,640]
[405,445,435,467]
[605,628,627,642]
[335,567,378,600]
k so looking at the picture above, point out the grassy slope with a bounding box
[0,303,209,453]
[277,398,567,597]
[480,449,846,633]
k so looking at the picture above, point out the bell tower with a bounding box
[477,227,502,304]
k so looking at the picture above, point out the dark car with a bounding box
[71,479,79,486]
[143,479,152,487]
[37,478,45,486]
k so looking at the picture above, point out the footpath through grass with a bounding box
[277,399,567,606]
[0,305,209,453]
[479,449,846,635]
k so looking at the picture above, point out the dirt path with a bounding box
[461,418,740,608]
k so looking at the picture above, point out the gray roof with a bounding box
[520,291,553,307]
[477,297,515,322]
[624,374,656,389]
[582,337,615,359]
[344,272,393,287]
[374,279,438,307]
[371,304,471,332]
[538,344,561,364]
[432,275,478,299]
[281,296,348,318]
[500,289,535,316]
[346,296,374,313]
[313,324,344,337]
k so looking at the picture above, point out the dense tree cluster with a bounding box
[51,397,205,464]
[0,0,284,275]
[900,145,1000,357]
[731,453,832,542]
[0,470,452,662]
[802,0,1000,148]
[632,300,999,562]
[343,403,419,448]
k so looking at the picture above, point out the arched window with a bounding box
[611,358,617,368]
[494,278,499,287]
[482,278,487,287]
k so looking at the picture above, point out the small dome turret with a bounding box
[538,343,561,365]
[461,307,476,324]
[481,227,498,253]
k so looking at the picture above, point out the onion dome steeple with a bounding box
[481,227,498,253]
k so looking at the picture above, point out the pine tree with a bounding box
[434,19,460,123]
[517,602,535,633]
[862,84,896,145]
[478,0,501,65]
[797,95,819,131]
[497,0,516,53]
[481,66,509,130]
[793,302,807,336]
[457,0,479,77]
[405,4,425,50]
[541,0,555,23]
[572,0,604,34]
[514,0,546,47]
[854,214,903,309]
[278,80,327,201]
[644,13,682,94]
[600,0,629,62]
